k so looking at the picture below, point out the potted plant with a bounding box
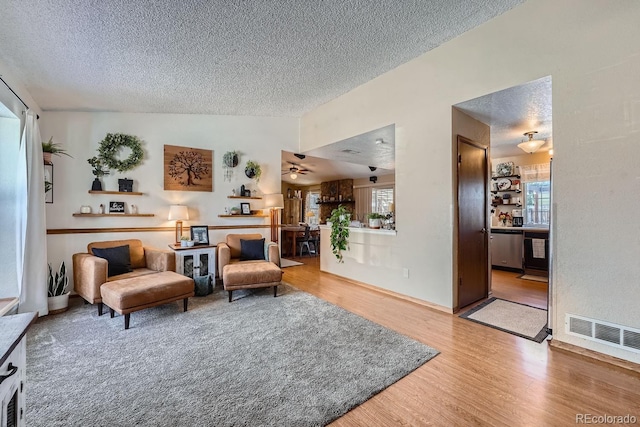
[48,261,70,314]
[245,160,262,182]
[42,137,72,164]
[87,156,110,191]
[367,212,386,229]
[223,151,239,168]
[329,205,351,263]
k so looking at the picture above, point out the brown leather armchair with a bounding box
[72,239,175,315]
[217,233,280,279]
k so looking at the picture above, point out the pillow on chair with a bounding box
[239,238,265,261]
[92,245,133,277]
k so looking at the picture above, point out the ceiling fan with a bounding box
[282,161,311,179]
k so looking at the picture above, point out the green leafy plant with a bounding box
[329,205,351,263]
[367,212,386,220]
[87,156,110,177]
[48,261,69,297]
[97,133,144,172]
[245,160,262,182]
[223,151,239,168]
[42,137,72,158]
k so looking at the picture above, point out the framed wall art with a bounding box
[241,202,251,215]
[164,144,213,192]
[190,225,210,245]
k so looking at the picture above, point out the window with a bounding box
[371,186,394,214]
[524,181,550,225]
[305,190,320,224]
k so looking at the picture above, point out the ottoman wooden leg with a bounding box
[273,285,277,297]
[228,291,232,302]
[124,313,130,330]
[183,298,188,312]
[110,307,114,318]
[98,302,103,316]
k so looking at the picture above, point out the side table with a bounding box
[168,244,216,282]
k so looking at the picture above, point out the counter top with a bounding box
[491,226,549,232]
[319,225,397,235]
[1,312,37,366]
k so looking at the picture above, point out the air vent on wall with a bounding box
[566,314,640,354]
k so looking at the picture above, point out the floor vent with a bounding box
[566,314,640,354]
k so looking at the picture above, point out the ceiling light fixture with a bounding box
[290,172,297,180]
[517,131,545,154]
[375,138,384,144]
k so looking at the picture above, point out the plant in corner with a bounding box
[245,160,262,182]
[329,205,351,263]
[48,261,70,313]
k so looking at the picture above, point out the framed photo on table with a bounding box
[190,225,210,245]
[240,202,251,215]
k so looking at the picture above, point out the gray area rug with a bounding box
[460,297,548,343]
[27,284,438,426]
[280,258,304,268]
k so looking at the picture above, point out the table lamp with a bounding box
[264,193,284,243]
[306,211,315,225]
[168,205,189,244]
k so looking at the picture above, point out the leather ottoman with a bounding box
[101,271,194,329]
[222,261,283,302]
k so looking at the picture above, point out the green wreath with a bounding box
[98,133,144,172]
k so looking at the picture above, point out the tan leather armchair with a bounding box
[217,233,280,279]
[72,239,175,315]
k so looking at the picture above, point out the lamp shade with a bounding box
[264,193,284,209]
[168,205,189,221]
[517,139,545,154]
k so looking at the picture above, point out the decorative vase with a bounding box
[47,292,70,314]
[43,152,52,165]
[502,219,507,226]
[91,178,102,191]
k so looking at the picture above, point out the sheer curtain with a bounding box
[519,163,550,183]
[16,110,48,315]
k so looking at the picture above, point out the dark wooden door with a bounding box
[457,136,489,308]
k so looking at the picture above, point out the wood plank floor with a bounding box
[282,256,640,426]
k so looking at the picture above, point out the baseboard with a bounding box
[549,339,640,377]
[321,271,453,314]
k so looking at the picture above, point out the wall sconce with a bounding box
[517,131,545,154]
[168,205,189,244]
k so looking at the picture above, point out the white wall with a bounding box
[41,112,299,288]
[301,0,640,362]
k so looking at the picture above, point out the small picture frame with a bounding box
[241,202,251,215]
[109,201,125,213]
[190,225,210,245]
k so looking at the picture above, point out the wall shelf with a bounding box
[218,214,268,218]
[72,213,155,217]
[317,200,355,204]
[88,190,144,196]
[227,195,262,200]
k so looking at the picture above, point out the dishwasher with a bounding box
[490,229,523,271]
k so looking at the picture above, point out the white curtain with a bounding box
[520,163,550,183]
[16,111,48,315]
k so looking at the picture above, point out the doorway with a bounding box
[453,76,553,330]
[456,136,489,308]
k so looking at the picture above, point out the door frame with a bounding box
[454,135,491,311]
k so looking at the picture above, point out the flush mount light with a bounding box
[517,131,545,154]
[375,139,384,144]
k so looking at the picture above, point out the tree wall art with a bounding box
[164,144,213,192]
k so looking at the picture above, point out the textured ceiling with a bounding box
[455,76,553,158]
[0,0,524,117]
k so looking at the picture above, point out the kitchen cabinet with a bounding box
[491,228,523,271]
[282,198,302,225]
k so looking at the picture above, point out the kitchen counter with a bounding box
[0,312,37,366]
[491,226,549,233]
